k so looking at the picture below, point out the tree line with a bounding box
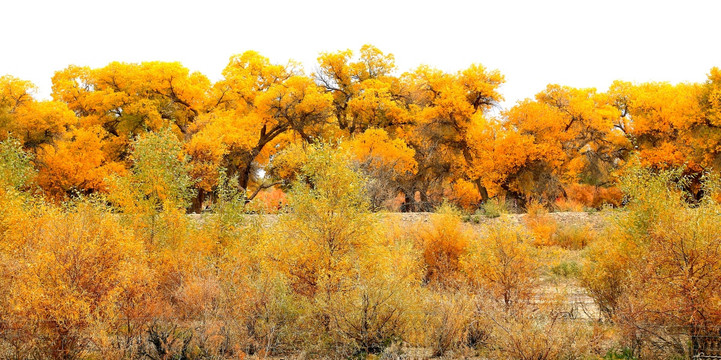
[2,45,720,212]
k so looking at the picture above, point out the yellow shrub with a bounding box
[565,183,623,209]
[553,224,595,250]
[417,205,472,288]
[449,179,482,210]
[462,221,538,310]
[247,187,287,213]
[524,201,558,247]
[5,200,149,359]
[553,197,585,212]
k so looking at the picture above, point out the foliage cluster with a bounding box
[3,47,721,212]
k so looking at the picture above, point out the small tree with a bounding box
[270,144,416,356]
[273,143,372,299]
[107,128,194,245]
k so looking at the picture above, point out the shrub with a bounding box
[3,199,149,359]
[272,144,373,299]
[106,129,194,246]
[524,201,558,247]
[483,303,595,360]
[247,187,287,213]
[449,179,482,210]
[553,224,595,250]
[553,197,585,212]
[579,226,631,321]
[581,165,721,357]
[565,183,623,209]
[329,270,417,356]
[422,291,478,357]
[268,144,421,357]
[566,183,595,207]
[482,198,508,218]
[463,222,538,311]
[0,137,35,191]
[595,186,623,208]
[417,204,472,288]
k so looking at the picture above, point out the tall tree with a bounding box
[46,62,209,198]
[401,63,504,206]
[187,51,333,211]
[608,80,701,172]
[501,85,628,202]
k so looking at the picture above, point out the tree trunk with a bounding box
[475,178,489,203]
[462,147,489,204]
[189,188,205,214]
[419,191,432,212]
[237,147,262,194]
[403,191,416,212]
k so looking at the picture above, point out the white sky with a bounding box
[2,0,720,109]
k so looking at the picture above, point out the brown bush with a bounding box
[482,301,598,360]
[423,291,478,357]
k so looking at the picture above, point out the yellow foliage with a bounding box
[344,127,417,177]
[553,224,595,250]
[524,201,559,246]
[416,206,472,288]
[564,183,623,209]
[462,221,538,309]
[448,179,481,210]
[247,187,287,213]
[316,45,401,133]
[553,197,585,212]
[3,47,721,358]
[3,200,149,358]
[37,126,125,198]
[270,145,373,297]
[0,75,77,148]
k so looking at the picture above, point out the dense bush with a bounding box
[581,165,721,358]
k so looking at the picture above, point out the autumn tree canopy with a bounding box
[0,46,718,211]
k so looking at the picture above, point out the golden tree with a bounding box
[500,85,628,203]
[395,63,504,208]
[186,51,333,211]
[315,45,407,135]
[268,144,417,355]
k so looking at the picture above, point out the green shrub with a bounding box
[550,260,581,278]
[603,348,639,360]
[482,198,507,218]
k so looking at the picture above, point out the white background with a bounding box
[2,0,720,109]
